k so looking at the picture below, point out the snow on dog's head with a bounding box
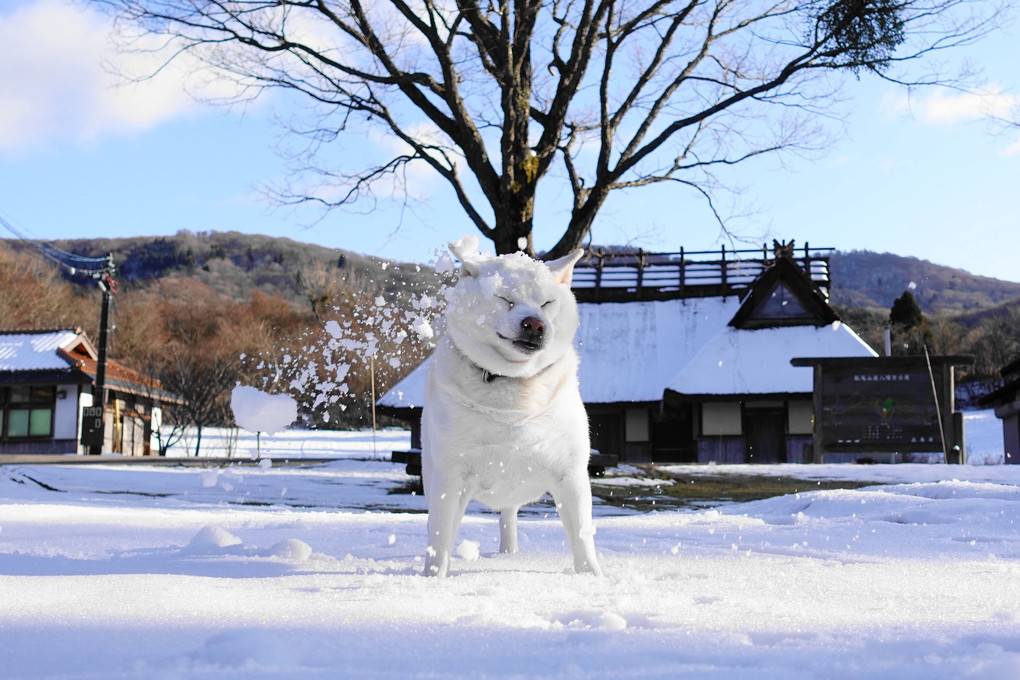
[444,236,582,378]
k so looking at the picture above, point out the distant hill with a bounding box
[7,230,442,310]
[829,250,1020,316]
[7,232,1019,319]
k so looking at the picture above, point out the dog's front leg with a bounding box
[499,507,520,554]
[552,476,603,576]
[424,475,471,577]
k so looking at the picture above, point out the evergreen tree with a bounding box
[889,290,929,355]
[890,290,924,328]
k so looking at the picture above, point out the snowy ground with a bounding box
[2,414,1019,679]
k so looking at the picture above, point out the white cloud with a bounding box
[918,87,1018,124]
[1003,135,1020,157]
[0,0,239,154]
[881,86,1020,125]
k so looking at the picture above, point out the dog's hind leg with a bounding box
[424,476,471,577]
[552,476,603,576]
[499,507,520,554]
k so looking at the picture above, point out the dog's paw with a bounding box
[423,546,448,577]
[573,560,604,577]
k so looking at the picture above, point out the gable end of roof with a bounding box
[729,257,839,330]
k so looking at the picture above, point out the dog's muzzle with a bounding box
[513,316,546,353]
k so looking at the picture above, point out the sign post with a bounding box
[792,355,973,463]
[80,405,105,450]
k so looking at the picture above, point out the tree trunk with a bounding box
[493,0,537,257]
[545,184,611,259]
[492,220,533,255]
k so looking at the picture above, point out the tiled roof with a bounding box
[76,355,162,391]
[0,328,178,401]
[0,330,80,372]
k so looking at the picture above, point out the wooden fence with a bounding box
[573,243,833,302]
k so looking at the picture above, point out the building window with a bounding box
[702,402,743,436]
[625,408,650,443]
[1,386,55,440]
[754,282,809,320]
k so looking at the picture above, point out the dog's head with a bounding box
[444,236,583,379]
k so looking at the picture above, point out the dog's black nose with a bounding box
[520,316,545,342]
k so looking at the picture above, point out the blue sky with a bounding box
[2,0,1019,283]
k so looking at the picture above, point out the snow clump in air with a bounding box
[456,539,481,562]
[230,385,298,434]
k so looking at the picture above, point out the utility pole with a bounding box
[86,254,117,455]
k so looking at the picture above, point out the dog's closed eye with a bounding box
[497,296,515,309]
[541,299,555,308]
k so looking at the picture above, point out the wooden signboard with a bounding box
[816,365,942,452]
[791,355,973,463]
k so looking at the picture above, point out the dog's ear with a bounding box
[449,236,482,277]
[547,249,584,286]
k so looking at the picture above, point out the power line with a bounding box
[0,212,113,277]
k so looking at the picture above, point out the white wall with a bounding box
[76,390,94,454]
[52,384,82,440]
[150,407,163,453]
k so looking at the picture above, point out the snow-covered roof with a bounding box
[378,358,430,409]
[380,297,741,408]
[0,330,83,372]
[576,297,738,403]
[666,323,878,397]
[379,295,881,409]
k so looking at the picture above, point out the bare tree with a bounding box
[156,350,239,456]
[147,385,189,456]
[0,242,92,327]
[926,313,968,355]
[970,307,1020,382]
[98,0,999,256]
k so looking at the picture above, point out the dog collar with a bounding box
[449,340,543,384]
[477,362,551,384]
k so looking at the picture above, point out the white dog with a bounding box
[421,236,602,578]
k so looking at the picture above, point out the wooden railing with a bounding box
[572,243,833,302]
